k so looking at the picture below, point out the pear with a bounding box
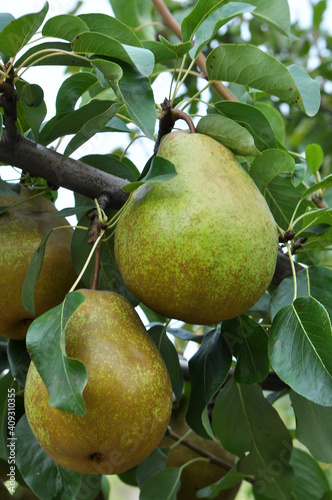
[160,396,240,500]
[114,132,278,325]
[24,289,173,475]
[0,186,77,339]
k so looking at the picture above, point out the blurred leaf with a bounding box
[207,45,320,116]
[269,296,332,406]
[26,292,87,414]
[56,72,98,114]
[20,83,44,107]
[0,179,20,197]
[270,266,332,321]
[109,0,155,40]
[0,3,48,56]
[313,0,327,29]
[239,0,291,36]
[213,101,277,150]
[186,328,232,439]
[197,114,261,157]
[122,156,177,193]
[213,378,294,499]
[139,467,181,500]
[42,14,89,41]
[290,447,330,500]
[306,143,324,175]
[290,390,332,463]
[303,174,332,197]
[221,315,269,384]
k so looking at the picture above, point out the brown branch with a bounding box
[0,135,129,209]
[151,0,238,102]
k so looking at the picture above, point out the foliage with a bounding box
[0,0,332,499]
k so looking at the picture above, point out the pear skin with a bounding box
[115,132,278,325]
[24,289,173,475]
[0,186,77,339]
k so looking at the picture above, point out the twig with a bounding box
[151,0,238,102]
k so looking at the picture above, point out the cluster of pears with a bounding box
[115,131,278,325]
[0,186,77,339]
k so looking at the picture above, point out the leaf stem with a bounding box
[285,241,297,302]
[69,232,104,293]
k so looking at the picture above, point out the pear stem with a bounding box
[90,238,103,290]
[171,108,196,133]
[167,429,232,472]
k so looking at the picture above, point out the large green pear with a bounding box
[160,396,240,500]
[24,289,173,475]
[0,186,77,339]
[114,132,278,325]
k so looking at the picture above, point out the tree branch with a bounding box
[150,0,238,102]
[0,134,129,208]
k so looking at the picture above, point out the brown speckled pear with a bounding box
[0,186,77,339]
[24,289,173,475]
[160,396,240,500]
[115,132,278,325]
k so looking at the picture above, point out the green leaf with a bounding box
[290,390,332,464]
[321,492,332,500]
[239,0,291,36]
[63,101,122,159]
[15,41,91,68]
[0,179,20,197]
[26,292,88,414]
[221,315,269,384]
[196,114,261,157]
[142,40,175,64]
[206,44,320,116]
[122,156,177,193]
[15,80,47,141]
[213,101,277,150]
[136,447,168,489]
[79,13,142,46]
[42,14,89,41]
[270,266,332,321]
[39,100,120,146]
[118,64,156,138]
[269,296,332,406]
[92,58,123,89]
[290,447,330,500]
[184,2,255,59]
[303,174,332,197]
[159,36,192,57]
[72,32,154,77]
[7,339,30,387]
[56,72,98,114]
[148,324,183,401]
[0,371,14,461]
[80,153,138,182]
[15,414,101,500]
[306,144,324,175]
[186,328,232,439]
[109,0,155,40]
[313,0,327,29]
[213,378,294,499]
[139,467,182,500]
[22,231,50,317]
[256,102,285,144]
[197,464,247,498]
[249,149,295,195]
[0,3,48,56]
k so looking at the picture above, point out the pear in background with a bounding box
[115,132,278,325]
[0,186,77,339]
